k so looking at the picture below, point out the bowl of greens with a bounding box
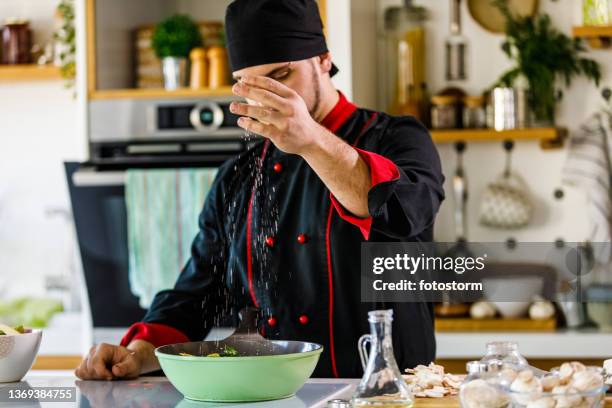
[155,308,322,402]
[0,324,42,383]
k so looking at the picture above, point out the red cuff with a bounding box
[120,323,190,348]
[330,148,400,240]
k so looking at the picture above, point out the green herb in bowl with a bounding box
[0,324,25,335]
[206,345,239,357]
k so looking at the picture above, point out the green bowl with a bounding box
[155,341,323,402]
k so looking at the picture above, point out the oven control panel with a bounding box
[157,101,240,132]
[89,97,245,143]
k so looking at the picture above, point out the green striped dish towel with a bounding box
[125,168,218,309]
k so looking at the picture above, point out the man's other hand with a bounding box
[75,343,142,380]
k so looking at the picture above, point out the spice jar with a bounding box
[480,341,528,370]
[460,361,511,408]
[463,95,485,128]
[2,18,32,64]
[431,95,459,129]
[189,47,208,89]
[207,46,230,89]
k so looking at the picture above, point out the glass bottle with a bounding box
[445,0,468,81]
[462,96,485,129]
[431,95,459,129]
[352,310,413,408]
[460,361,510,408]
[479,341,528,370]
[378,1,427,120]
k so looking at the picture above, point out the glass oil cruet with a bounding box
[352,310,414,407]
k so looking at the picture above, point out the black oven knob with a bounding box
[190,101,223,132]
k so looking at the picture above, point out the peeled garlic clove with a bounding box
[429,362,446,375]
[462,379,506,408]
[424,389,445,398]
[510,370,539,392]
[540,375,560,392]
[470,301,497,319]
[444,376,463,389]
[571,370,604,392]
[501,368,519,383]
[559,362,575,383]
[604,359,612,385]
[416,369,443,387]
[529,301,555,320]
[511,371,543,405]
[569,362,586,373]
[603,358,612,372]
[552,385,583,408]
[527,397,556,408]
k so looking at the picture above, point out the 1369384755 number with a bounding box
[2,387,76,402]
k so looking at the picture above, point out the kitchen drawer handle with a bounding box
[72,170,125,187]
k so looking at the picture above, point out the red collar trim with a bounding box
[320,92,357,133]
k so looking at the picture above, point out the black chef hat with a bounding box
[225,0,339,77]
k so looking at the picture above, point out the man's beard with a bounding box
[309,60,321,117]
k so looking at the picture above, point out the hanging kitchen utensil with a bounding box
[440,142,472,312]
[447,142,472,257]
[446,0,469,81]
[479,141,533,229]
[155,308,323,402]
[467,0,539,34]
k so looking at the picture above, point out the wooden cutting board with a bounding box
[436,317,557,332]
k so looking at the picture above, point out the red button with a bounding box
[265,236,275,247]
[299,315,309,325]
[267,316,277,327]
[297,234,308,244]
[273,163,283,173]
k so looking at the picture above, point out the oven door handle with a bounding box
[72,170,126,187]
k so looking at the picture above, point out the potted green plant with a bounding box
[54,0,76,90]
[152,14,202,90]
[493,0,601,126]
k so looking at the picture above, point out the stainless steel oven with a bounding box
[67,96,250,342]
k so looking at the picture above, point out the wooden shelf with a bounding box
[89,86,235,100]
[0,64,61,82]
[430,127,567,149]
[436,317,557,332]
[32,355,82,370]
[572,25,612,48]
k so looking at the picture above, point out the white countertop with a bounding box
[38,313,612,359]
[21,370,358,408]
[436,330,612,359]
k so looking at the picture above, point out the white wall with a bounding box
[327,0,354,98]
[0,0,85,300]
[350,0,608,244]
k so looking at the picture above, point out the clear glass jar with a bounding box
[463,96,485,128]
[352,310,413,407]
[379,1,427,120]
[480,341,528,370]
[431,95,458,129]
[460,361,511,408]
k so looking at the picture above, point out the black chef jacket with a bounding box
[125,92,445,378]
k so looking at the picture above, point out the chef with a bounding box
[76,0,444,380]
